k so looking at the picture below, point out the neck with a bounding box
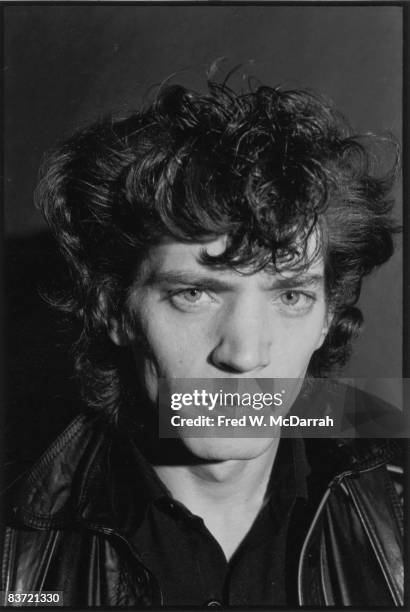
[153,439,280,559]
[155,440,279,509]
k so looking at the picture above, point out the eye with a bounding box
[168,287,215,311]
[177,288,204,303]
[281,290,302,306]
[278,290,316,314]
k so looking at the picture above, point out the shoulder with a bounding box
[4,410,150,534]
[4,412,113,528]
[299,433,404,605]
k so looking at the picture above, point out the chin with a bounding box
[180,436,277,462]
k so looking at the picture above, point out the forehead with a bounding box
[136,236,325,286]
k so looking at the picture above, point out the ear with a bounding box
[98,292,130,347]
[315,310,333,350]
[107,316,130,347]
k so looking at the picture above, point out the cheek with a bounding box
[137,307,210,380]
[277,311,328,367]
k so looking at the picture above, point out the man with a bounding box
[1,80,404,607]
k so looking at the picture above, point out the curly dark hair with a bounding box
[35,80,399,418]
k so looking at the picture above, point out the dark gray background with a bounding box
[4,5,403,411]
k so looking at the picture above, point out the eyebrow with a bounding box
[143,270,324,291]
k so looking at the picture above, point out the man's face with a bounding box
[109,236,331,461]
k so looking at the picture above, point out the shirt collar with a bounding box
[129,435,310,529]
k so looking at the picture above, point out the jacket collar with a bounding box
[11,412,141,534]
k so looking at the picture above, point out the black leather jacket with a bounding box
[1,412,404,607]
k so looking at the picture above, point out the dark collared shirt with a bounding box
[131,439,309,607]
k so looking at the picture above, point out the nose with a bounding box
[210,301,272,374]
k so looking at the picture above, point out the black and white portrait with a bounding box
[2,3,405,608]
